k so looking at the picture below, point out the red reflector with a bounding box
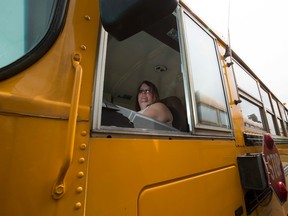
[278,181,288,203]
[264,134,274,149]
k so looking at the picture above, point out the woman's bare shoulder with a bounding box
[143,102,173,124]
[149,102,172,118]
[150,102,168,110]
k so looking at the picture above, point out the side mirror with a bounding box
[99,0,178,41]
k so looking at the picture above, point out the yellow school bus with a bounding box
[1,0,288,215]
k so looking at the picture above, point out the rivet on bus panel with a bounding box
[80,143,87,150]
[74,202,82,209]
[79,157,85,163]
[80,45,87,50]
[81,130,87,136]
[76,186,83,193]
[73,53,81,62]
[77,171,84,178]
[84,15,91,21]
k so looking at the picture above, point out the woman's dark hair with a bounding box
[135,80,160,111]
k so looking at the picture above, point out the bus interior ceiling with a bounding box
[103,13,185,110]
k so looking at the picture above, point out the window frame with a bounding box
[272,98,281,118]
[260,86,278,135]
[266,111,277,135]
[91,6,233,138]
[239,95,267,132]
[180,8,232,135]
[260,87,272,112]
[92,8,191,136]
[233,61,261,102]
[232,60,268,133]
[233,59,287,137]
[271,97,286,136]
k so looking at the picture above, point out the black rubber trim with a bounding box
[0,0,70,81]
[243,132,288,146]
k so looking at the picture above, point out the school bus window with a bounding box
[196,92,230,128]
[240,97,265,131]
[96,10,190,133]
[279,105,288,136]
[233,62,261,101]
[284,108,288,135]
[0,0,68,80]
[0,1,57,68]
[266,112,277,135]
[259,87,277,135]
[285,108,288,135]
[279,104,287,122]
[260,87,272,111]
[272,98,281,117]
[277,119,285,136]
[182,12,231,130]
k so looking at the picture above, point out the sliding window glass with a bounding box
[182,12,230,131]
[233,62,261,101]
[233,59,268,132]
[260,87,277,134]
[272,99,281,117]
[260,88,272,111]
[279,104,287,122]
[241,98,265,131]
[277,119,285,136]
[279,104,288,136]
[266,112,277,135]
[272,98,286,136]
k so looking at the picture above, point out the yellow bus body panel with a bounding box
[0,0,288,215]
[85,138,245,215]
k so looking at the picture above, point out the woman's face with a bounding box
[138,83,155,109]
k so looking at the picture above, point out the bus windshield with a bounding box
[0,0,57,68]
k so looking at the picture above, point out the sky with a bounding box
[185,0,288,108]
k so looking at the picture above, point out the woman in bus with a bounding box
[136,80,173,126]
